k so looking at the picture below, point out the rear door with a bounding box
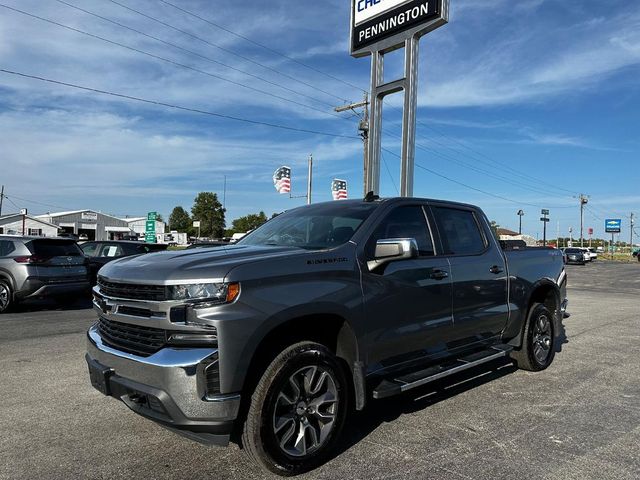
[28,239,87,282]
[429,205,509,347]
[361,204,454,370]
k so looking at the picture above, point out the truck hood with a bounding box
[98,245,309,284]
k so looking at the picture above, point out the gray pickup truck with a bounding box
[86,197,567,475]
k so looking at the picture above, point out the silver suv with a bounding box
[0,236,89,313]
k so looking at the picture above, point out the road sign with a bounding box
[541,209,550,216]
[351,0,447,55]
[540,217,550,222]
[145,213,156,243]
[192,221,201,228]
[605,219,622,233]
[588,228,594,236]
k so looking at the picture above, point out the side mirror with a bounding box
[367,238,419,271]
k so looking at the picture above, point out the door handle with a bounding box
[489,265,504,274]
[430,270,449,280]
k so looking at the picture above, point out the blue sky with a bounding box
[0,0,638,240]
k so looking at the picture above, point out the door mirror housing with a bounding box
[368,238,419,271]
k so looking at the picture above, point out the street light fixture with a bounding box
[517,210,524,235]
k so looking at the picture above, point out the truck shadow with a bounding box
[13,297,93,313]
[333,323,569,461]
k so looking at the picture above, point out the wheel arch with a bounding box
[239,313,364,415]
[524,279,561,340]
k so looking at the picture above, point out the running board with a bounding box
[372,345,513,399]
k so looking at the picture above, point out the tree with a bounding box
[228,211,268,235]
[191,192,225,238]
[490,221,500,240]
[155,213,164,223]
[169,206,192,233]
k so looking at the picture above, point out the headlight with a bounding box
[166,282,240,305]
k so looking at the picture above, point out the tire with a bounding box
[241,342,349,476]
[0,280,14,314]
[511,303,556,371]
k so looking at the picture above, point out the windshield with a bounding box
[238,202,378,250]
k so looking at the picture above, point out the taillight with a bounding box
[13,255,50,264]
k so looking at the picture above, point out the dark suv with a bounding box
[0,236,89,313]
[80,241,168,285]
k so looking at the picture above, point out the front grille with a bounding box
[98,317,167,357]
[98,278,166,301]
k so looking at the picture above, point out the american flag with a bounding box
[273,166,291,194]
[332,179,348,200]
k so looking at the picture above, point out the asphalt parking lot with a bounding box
[1,261,639,480]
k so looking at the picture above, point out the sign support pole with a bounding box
[354,1,449,198]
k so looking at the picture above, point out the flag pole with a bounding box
[306,154,313,205]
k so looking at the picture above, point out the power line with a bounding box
[414,117,580,196]
[0,68,359,139]
[154,0,366,94]
[54,0,340,111]
[0,4,348,122]
[380,151,399,195]
[106,0,355,103]
[385,103,579,196]
[380,147,572,209]
[381,123,574,200]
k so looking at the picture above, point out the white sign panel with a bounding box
[81,212,98,221]
[193,221,201,228]
[354,0,412,26]
[351,0,447,55]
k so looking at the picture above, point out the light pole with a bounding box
[540,209,550,247]
[517,209,524,235]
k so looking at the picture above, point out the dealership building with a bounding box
[37,210,133,241]
[0,214,60,237]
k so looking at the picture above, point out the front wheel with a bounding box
[241,342,349,476]
[511,303,556,371]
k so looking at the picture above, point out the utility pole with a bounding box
[517,209,524,235]
[306,154,313,205]
[0,185,4,217]
[335,92,369,196]
[222,175,227,212]
[631,213,635,256]
[579,194,589,247]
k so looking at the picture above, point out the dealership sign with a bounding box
[351,0,447,55]
[605,219,622,233]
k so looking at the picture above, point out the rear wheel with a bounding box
[0,280,14,314]
[511,303,556,371]
[241,342,349,476]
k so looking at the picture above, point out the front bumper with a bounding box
[86,325,240,446]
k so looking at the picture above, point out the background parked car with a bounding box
[0,236,89,313]
[80,241,168,285]
[578,247,593,261]
[562,247,586,265]
[588,248,599,260]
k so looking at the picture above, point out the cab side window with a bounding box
[432,207,487,256]
[367,206,434,257]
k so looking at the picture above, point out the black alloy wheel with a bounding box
[511,303,556,371]
[242,342,349,476]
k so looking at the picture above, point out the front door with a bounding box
[360,205,454,372]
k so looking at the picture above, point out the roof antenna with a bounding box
[364,191,380,202]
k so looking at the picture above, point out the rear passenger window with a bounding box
[432,207,487,256]
[0,240,16,257]
[367,206,434,257]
